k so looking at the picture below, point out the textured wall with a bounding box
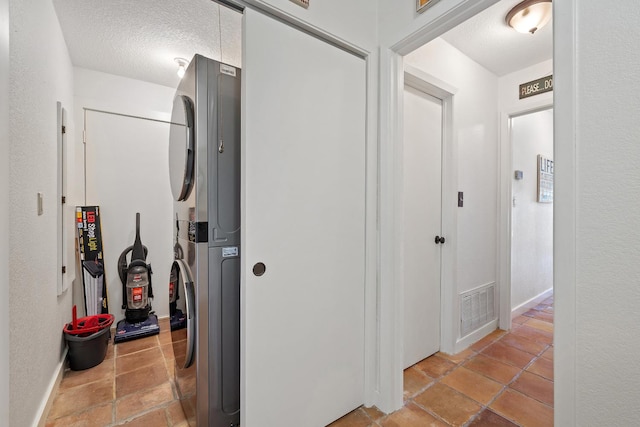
[0,0,10,423]
[8,0,74,425]
[510,109,553,309]
[405,38,499,294]
[565,1,640,424]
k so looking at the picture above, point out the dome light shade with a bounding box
[506,0,552,34]
[174,58,189,78]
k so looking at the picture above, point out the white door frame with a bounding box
[498,101,553,332]
[377,0,502,414]
[403,65,457,358]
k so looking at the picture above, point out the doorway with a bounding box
[392,0,554,417]
[82,109,173,322]
[510,108,554,319]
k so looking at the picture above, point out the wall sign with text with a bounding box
[520,75,553,99]
[537,155,554,203]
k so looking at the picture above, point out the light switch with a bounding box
[37,192,43,215]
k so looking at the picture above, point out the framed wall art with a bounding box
[417,0,441,14]
[537,154,554,203]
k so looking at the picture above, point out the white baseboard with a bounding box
[34,347,67,427]
[511,288,553,319]
[452,318,498,355]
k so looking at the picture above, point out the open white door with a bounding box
[242,8,367,427]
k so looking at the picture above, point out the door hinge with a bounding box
[82,130,86,144]
[61,196,66,204]
[61,266,67,274]
[61,125,66,134]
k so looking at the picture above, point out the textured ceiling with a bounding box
[52,0,242,88]
[440,0,552,76]
[52,0,550,88]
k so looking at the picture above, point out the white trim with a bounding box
[498,102,553,332]
[402,67,458,356]
[438,77,457,355]
[455,319,498,354]
[363,46,380,409]
[34,348,67,427]
[552,0,577,424]
[404,65,458,97]
[378,0,499,413]
[217,0,370,58]
[376,47,404,414]
[390,0,501,55]
[511,287,553,319]
[498,111,512,331]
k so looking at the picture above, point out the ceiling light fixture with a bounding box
[505,0,552,35]
[175,57,189,78]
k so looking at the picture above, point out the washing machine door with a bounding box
[170,259,195,368]
[169,95,195,201]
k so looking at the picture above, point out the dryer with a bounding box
[168,54,241,427]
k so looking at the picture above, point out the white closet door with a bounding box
[242,8,366,427]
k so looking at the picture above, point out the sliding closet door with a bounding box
[242,8,367,427]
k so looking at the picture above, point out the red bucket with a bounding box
[63,314,114,338]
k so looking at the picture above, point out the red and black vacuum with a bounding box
[114,213,160,343]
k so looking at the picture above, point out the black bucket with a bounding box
[63,314,114,371]
[64,325,111,370]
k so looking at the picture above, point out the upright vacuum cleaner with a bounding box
[114,213,160,343]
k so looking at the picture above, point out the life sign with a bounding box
[519,75,553,99]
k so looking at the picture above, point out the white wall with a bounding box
[74,68,175,323]
[74,68,175,122]
[510,109,553,310]
[245,0,377,51]
[405,38,499,296]
[499,59,552,113]
[555,1,640,425]
[0,0,10,424]
[497,59,553,327]
[378,0,498,50]
[8,0,75,425]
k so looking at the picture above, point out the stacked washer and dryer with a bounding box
[168,54,241,427]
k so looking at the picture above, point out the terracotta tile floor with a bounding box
[46,317,187,427]
[46,297,553,427]
[329,295,554,427]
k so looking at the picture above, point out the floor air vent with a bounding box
[460,283,495,337]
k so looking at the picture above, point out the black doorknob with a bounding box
[434,236,445,244]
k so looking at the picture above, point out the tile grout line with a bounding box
[407,319,552,427]
[464,315,554,425]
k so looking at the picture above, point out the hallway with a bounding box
[330,295,554,427]
[44,298,553,426]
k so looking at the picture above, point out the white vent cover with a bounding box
[460,283,496,337]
